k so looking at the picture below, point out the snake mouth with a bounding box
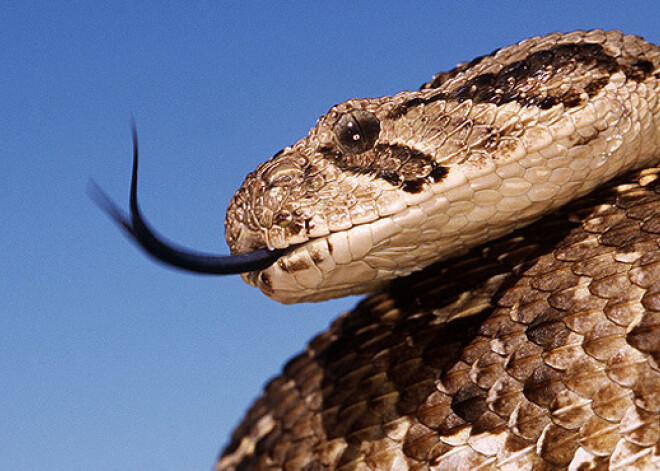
[90,124,286,275]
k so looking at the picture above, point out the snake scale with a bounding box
[93,30,660,469]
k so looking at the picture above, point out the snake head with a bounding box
[225,29,660,303]
[224,96,462,303]
[95,31,660,304]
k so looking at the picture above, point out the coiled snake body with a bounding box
[92,30,660,470]
[216,30,660,470]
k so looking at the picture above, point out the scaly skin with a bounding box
[218,30,660,470]
[219,166,660,470]
[225,30,660,304]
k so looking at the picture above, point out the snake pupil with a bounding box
[333,110,380,154]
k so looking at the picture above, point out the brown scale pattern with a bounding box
[218,167,660,470]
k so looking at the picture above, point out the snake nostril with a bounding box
[273,210,292,227]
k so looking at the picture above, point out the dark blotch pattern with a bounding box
[328,143,449,193]
[394,43,656,119]
[421,48,501,90]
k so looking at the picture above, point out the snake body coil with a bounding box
[217,30,660,470]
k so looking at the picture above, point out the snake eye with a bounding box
[333,110,380,154]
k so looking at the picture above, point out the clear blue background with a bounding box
[2,2,658,470]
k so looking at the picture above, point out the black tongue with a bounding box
[89,123,284,275]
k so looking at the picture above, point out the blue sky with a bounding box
[2,2,658,470]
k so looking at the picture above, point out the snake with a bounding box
[92,30,660,469]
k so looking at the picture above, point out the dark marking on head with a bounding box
[302,164,314,178]
[379,170,401,186]
[318,144,335,155]
[428,165,449,182]
[393,43,656,119]
[583,77,610,96]
[421,48,501,90]
[564,92,584,108]
[630,59,654,81]
[401,180,424,193]
[286,221,305,236]
[285,259,310,272]
[273,212,291,226]
[327,143,449,193]
[310,250,323,264]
